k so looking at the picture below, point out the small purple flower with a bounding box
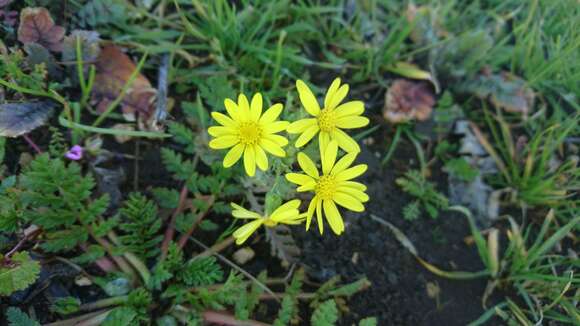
[65,145,84,161]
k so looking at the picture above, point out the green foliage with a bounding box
[48,127,67,158]
[445,158,479,182]
[51,296,81,315]
[161,148,196,182]
[358,317,378,326]
[151,188,180,209]
[102,307,139,326]
[0,252,41,296]
[311,300,339,326]
[6,307,40,326]
[76,0,128,28]
[179,257,224,287]
[274,269,304,326]
[118,193,162,259]
[396,170,449,220]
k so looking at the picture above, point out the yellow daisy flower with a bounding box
[285,141,369,235]
[209,93,289,176]
[287,78,369,153]
[231,200,304,245]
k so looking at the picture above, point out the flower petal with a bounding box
[323,200,344,235]
[255,145,268,171]
[336,164,367,181]
[250,93,263,122]
[337,187,369,203]
[263,121,290,134]
[318,131,331,158]
[334,101,364,118]
[260,138,286,157]
[223,143,245,167]
[297,181,316,192]
[333,192,365,212]
[286,173,315,186]
[233,220,264,245]
[295,124,319,148]
[332,128,360,153]
[260,103,283,124]
[270,199,301,222]
[306,196,317,230]
[297,152,319,178]
[238,93,251,120]
[335,116,369,129]
[287,118,317,134]
[324,78,341,109]
[209,136,239,149]
[296,80,320,116]
[243,145,256,176]
[331,152,357,175]
[224,98,242,121]
[338,181,368,192]
[321,140,338,175]
[327,84,349,110]
[265,134,289,147]
[231,203,261,219]
[211,112,235,127]
[208,126,236,137]
[316,197,324,234]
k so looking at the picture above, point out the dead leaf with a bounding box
[232,247,255,265]
[18,7,65,52]
[383,79,435,124]
[0,101,54,137]
[92,45,157,130]
[24,42,62,79]
[62,30,101,64]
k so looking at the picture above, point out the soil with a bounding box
[292,142,496,325]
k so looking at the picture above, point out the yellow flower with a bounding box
[209,93,289,176]
[287,78,369,153]
[285,141,369,235]
[231,200,304,245]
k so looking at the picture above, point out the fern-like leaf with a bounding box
[118,193,162,259]
[311,300,339,326]
[6,307,40,326]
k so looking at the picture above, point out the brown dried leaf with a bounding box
[92,45,157,129]
[17,7,65,52]
[383,79,435,124]
[0,101,54,137]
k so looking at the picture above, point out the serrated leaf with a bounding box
[0,252,41,296]
[6,307,40,326]
[311,300,339,326]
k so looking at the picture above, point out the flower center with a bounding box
[317,109,336,132]
[238,121,262,145]
[263,218,277,227]
[315,175,337,200]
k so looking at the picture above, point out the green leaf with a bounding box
[311,300,339,326]
[102,307,138,326]
[0,252,41,296]
[179,257,224,287]
[152,188,180,209]
[358,317,378,326]
[6,307,40,326]
[51,296,81,315]
[118,193,162,259]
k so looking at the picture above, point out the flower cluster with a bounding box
[209,78,370,244]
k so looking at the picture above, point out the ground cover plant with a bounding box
[0,0,578,325]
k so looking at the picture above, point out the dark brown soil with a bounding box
[293,143,495,325]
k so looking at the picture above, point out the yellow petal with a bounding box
[338,180,368,192]
[208,126,235,137]
[336,164,367,181]
[323,200,344,235]
[263,121,289,134]
[324,78,341,109]
[316,197,324,234]
[233,220,264,245]
[250,93,263,122]
[318,131,331,158]
[211,112,235,127]
[333,192,365,212]
[265,134,289,147]
[224,98,242,121]
[337,187,369,203]
[243,145,256,176]
[255,145,268,171]
[297,181,316,192]
[231,203,261,219]
[335,116,369,129]
[295,124,319,148]
[334,101,364,118]
[260,138,286,157]
[260,103,283,124]
[297,152,319,178]
[238,93,251,120]
[223,143,245,167]
[327,84,349,110]
[209,136,239,149]
[306,197,317,230]
[270,199,301,222]
[332,129,360,153]
[296,80,320,116]
[321,140,338,175]
[286,173,315,186]
[331,152,357,175]
[287,118,317,134]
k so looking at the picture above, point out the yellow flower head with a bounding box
[231,200,304,245]
[209,93,289,176]
[287,78,369,153]
[285,141,369,235]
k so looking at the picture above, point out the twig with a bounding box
[202,310,270,326]
[5,227,42,258]
[177,195,215,249]
[79,296,128,312]
[22,134,42,154]
[161,184,189,259]
[44,310,111,326]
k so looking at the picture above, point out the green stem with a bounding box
[92,51,149,127]
[404,128,426,173]
[79,296,128,312]
[107,231,151,284]
[381,125,403,166]
[59,116,171,138]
